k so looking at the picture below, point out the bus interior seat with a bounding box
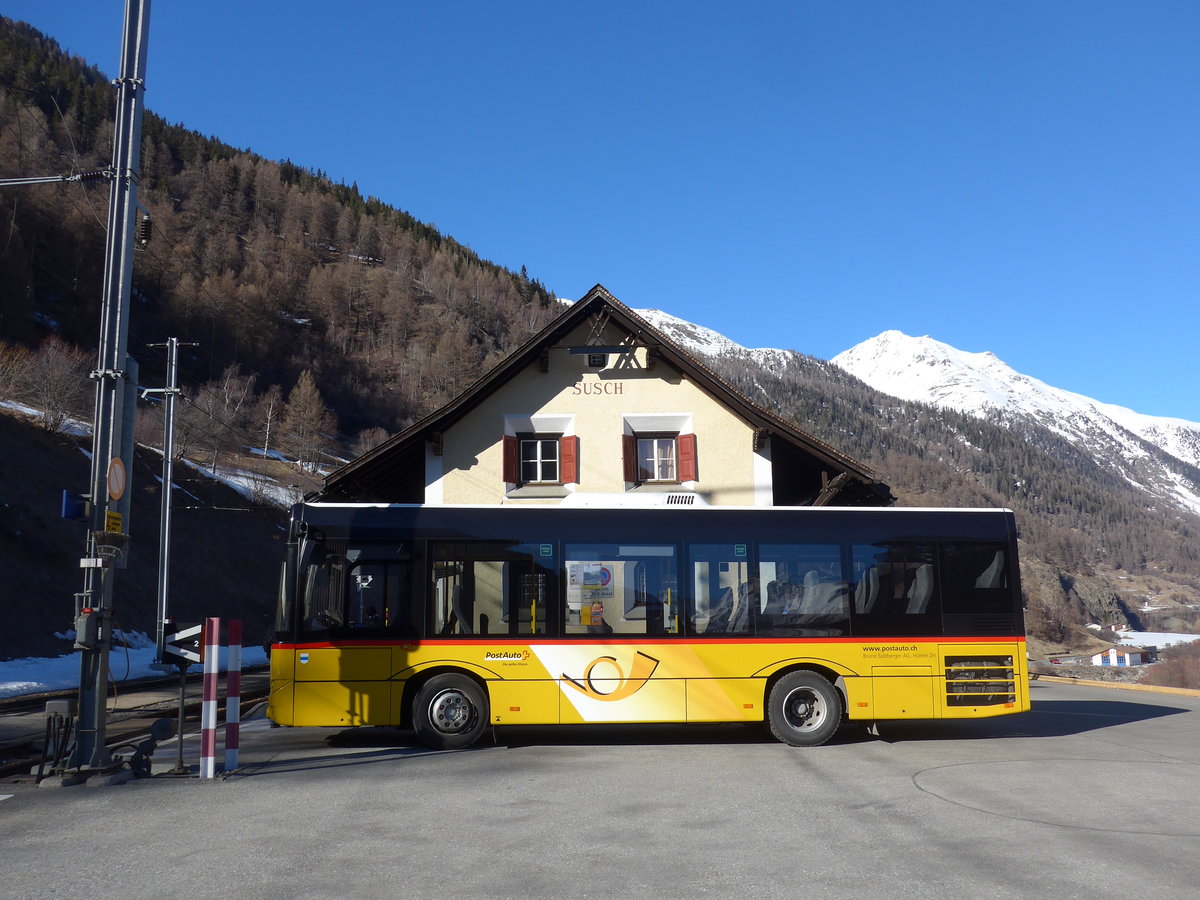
[802,581,846,616]
[729,582,750,633]
[779,582,804,615]
[451,584,473,634]
[855,567,880,614]
[762,582,785,616]
[905,564,934,614]
[704,587,735,634]
[975,551,1005,588]
[796,571,821,614]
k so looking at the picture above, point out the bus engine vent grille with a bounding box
[972,614,1016,634]
[665,493,696,505]
[943,655,1016,707]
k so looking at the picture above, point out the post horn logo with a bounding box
[563,650,660,701]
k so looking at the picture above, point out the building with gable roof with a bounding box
[317,285,892,507]
[1090,647,1146,667]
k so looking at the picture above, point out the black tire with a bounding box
[767,671,843,747]
[412,673,489,750]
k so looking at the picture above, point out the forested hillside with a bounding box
[0,18,560,447]
[3,17,1198,659]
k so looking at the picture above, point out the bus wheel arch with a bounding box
[766,668,844,747]
[409,670,490,751]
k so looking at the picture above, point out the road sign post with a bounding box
[160,621,201,776]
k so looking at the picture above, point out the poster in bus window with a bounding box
[569,562,614,599]
[567,561,614,626]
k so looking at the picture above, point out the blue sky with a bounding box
[7,1,1199,420]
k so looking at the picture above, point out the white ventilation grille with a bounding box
[560,492,707,508]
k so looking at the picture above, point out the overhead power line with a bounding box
[0,170,110,187]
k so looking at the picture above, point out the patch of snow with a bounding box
[0,642,268,699]
[177,457,296,507]
[0,400,91,437]
[1115,630,1200,649]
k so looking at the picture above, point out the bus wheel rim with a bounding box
[429,689,475,734]
[782,687,825,731]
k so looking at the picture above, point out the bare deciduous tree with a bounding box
[0,341,31,402]
[252,382,284,459]
[350,426,390,459]
[27,336,90,434]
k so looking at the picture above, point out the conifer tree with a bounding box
[282,369,337,472]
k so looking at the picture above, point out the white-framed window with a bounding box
[621,415,697,487]
[519,434,561,485]
[502,416,578,489]
[637,434,678,483]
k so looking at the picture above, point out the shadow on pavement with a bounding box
[231,732,445,776]
[869,693,1189,743]
[224,685,1194,775]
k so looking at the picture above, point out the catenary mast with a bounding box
[68,0,152,774]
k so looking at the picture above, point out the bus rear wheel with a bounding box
[413,673,489,750]
[767,671,842,747]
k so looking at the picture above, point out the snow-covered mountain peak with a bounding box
[634,308,794,368]
[634,308,749,356]
[832,332,1067,418]
[832,330,1200,514]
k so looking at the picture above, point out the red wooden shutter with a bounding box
[502,434,518,483]
[622,434,638,483]
[561,435,579,484]
[678,433,698,482]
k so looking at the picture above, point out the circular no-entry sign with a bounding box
[107,457,126,501]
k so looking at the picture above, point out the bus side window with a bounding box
[564,544,679,636]
[431,543,551,637]
[850,542,940,636]
[757,544,847,637]
[939,543,1015,634]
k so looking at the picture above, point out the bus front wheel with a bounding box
[412,673,489,750]
[767,671,842,747]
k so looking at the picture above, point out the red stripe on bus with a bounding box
[273,635,1025,650]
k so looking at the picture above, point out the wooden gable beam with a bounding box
[584,308,612,345]
[812,471,851,507]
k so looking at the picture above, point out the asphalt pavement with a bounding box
[2,679,1199,899]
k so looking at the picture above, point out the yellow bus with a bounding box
[267,503,1029,748]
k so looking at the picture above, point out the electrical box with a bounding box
[74,610,100,650]
[44,699,77,719]
[60,490,91,522]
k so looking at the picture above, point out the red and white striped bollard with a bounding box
[225,620,242,772]
[199,617,220,779]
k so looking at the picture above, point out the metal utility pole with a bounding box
[145,337,196,662]
[67,0,153,775]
